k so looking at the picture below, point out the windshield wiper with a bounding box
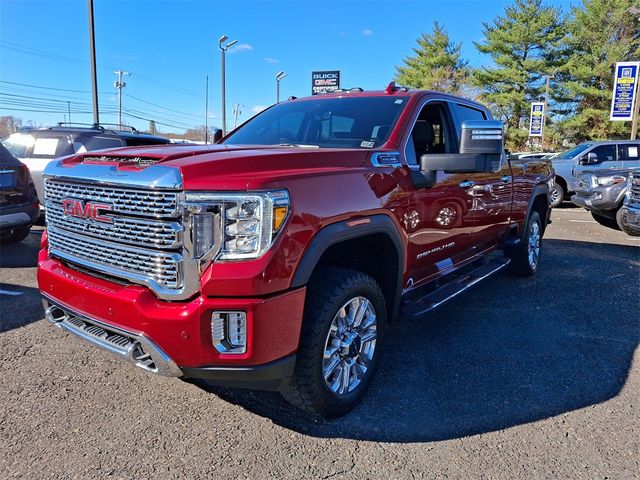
[276,143,320,149]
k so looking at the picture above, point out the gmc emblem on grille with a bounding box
[62,199,113,223]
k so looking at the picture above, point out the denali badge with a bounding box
[62,199,113,223]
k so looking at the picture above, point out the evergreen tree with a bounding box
[472,0,565,150]
[396,21,469,95]
[556,0,640,142]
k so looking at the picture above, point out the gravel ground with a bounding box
[1,206,638,479]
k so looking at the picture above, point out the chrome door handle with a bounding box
[459,180,475,188]
[500,175,512,183]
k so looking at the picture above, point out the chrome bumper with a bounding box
[42,295,182,377]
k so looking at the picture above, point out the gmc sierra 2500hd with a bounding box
[38,83,553,417]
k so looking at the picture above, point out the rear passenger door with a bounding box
[450,103,513,250]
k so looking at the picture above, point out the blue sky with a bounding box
[0,0,572,134]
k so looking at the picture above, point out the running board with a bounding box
[401,257,511,320]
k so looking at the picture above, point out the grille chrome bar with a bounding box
[45,178,180,218]
[48,225,182,291]
[45,203,182,249]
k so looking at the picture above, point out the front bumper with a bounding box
[38,253,305,390]
[621,204,640,234]
[0,202,39,231]
[571,189,618,213]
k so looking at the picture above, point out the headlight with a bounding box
[595,175,627,187]
[185,190,289,261]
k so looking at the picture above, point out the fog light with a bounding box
[211,311,247,354]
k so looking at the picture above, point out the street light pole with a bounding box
[275,71,287,103]
[218,35,238,137]
[88,0,99,127]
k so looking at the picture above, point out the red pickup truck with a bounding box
[38,84,553,417]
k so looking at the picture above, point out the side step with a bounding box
[401,257,511,320]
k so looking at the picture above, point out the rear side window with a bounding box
[618,143,640,161]
[2,133,34,158]
[590,144,616,163]
[123,137,170,147]
[31,134,74,158]
[455,104,486,123]
[74,136,123,153]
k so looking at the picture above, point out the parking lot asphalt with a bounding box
[1,205,638,479]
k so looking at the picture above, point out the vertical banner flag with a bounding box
[529,102,545,137]
[610,61,640,121]
[312,71,340,95]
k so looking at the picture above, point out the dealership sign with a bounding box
[529,102,545,137]
[610,61,640,121]
[312,71,340,95]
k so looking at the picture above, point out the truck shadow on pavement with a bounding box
[0,284,44,332]
[198,238,639,442]
[0,229,42,269]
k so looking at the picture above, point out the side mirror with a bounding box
[579,152,598,165]
[420,120,504,174]
[213,129,223,144]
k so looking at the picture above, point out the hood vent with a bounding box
[82,155,160,168]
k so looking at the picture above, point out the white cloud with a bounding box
[252,105,267,114]
[228,43,254,54]
[362,29,373,36]
[264,57,279,64]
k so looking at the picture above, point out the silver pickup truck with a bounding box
[572,168,638,235]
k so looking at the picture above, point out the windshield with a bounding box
[223,96,408,148]
[556,143,592,160]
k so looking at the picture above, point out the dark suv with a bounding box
[1,124,170,207]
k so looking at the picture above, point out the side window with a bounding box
[406,102,454,165]
[124,137,169,147]
[31,135,74,158]
[76,136,124,152]
[455,104,487,123]
[618,143,640,161]
[590,145,616,163]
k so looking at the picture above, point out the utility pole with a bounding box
[113,70,130,130]
[88,0,99,127]
[541,69,557,151]
[205,75,209,144]
[67,101,71,124]
[232,103,241,130]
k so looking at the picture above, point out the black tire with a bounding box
[550,183,564,208]
[591,211,620,231]
[0,225,31,245]
[617,208,640,237]
[506,211,542,277]
[281,267,386,418]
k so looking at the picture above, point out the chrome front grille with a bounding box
[631,173,640,205]
[47,226,181,288]
[44,179,180,217]
[46,203,181,249]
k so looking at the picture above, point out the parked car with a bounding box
[1,124,171,210]
[0,143,39,244]
[550,140,640,208]
[620,170,640,236]
[38,85,553,417]
[571,169,635,231]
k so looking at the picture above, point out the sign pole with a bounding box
[631,80,640,140]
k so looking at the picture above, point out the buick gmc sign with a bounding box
[312,70,340,95]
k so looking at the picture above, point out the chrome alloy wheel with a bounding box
[550,187,561,205]
[435,206,457,227]
[528,221,541,269]
[322,296,377,396]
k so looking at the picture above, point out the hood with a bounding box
[61,144,371,191]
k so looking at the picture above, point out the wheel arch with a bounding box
[291,215,404,320]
